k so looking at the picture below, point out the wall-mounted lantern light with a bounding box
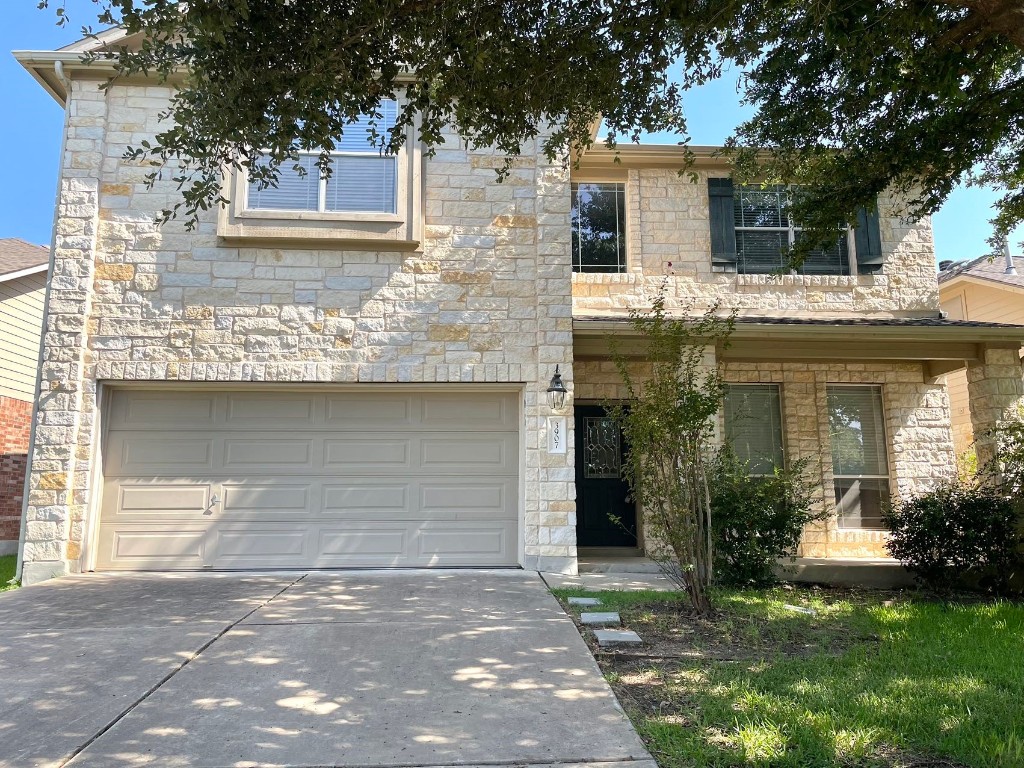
[546,365,568,412]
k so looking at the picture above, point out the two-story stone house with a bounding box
[13,30,1024,584]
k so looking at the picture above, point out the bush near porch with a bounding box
[552,587,1024,768]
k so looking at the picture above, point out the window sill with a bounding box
[236,208,403,224]
[735,273,876,288]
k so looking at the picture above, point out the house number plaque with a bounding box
[547,416,567,454]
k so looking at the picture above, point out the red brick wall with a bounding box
[0,396,32,543]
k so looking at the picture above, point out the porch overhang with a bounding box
[573,316,1024,378]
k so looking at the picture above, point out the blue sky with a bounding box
[2,1,1020,262]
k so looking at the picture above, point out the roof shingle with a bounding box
[0,238,49,279]
[938,254,1024,289]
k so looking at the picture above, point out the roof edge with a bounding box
[0,262,49,284]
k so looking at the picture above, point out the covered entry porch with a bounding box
[571,316,1024,559]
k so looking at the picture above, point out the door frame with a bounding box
[573,399,643,553]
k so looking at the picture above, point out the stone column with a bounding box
[967,343,1024,479]
[20,81,106,584]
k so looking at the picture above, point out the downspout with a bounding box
[15,61,72,583]
[1005,238,1018,276]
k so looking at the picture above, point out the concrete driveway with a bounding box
[0,570,653,768]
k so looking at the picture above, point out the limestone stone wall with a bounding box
[572,169,940,319]
[21,79,577,583]
[574,357,957,558]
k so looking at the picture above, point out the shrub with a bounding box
[884,482,1021,593]
[709,448,822,587]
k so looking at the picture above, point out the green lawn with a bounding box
[0,555,17,591]
[552,587,1024,768]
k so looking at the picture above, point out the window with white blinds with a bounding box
[246,100,399,215]
[827,385,891,529]
[734,185,851,275]
[723,384,785,475]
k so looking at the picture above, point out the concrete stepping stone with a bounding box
[568,596,602,607]
[580,611,621,626]
[594,629,642,647]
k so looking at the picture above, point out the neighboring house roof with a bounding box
[938,254,1024,291]
[0,239,50,283]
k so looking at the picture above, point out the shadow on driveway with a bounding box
[0,570,652,768]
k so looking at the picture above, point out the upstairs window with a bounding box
[708,178,884,275]
[571,182,627,273]
[827,385,891,529]
[733,185,850,275]
[247,100,399,215]
[723,383,785,475]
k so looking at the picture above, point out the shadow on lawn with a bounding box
[606,598,1024,768]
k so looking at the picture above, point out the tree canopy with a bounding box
[46,0,1024,253]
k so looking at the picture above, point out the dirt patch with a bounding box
[560,593,880,661]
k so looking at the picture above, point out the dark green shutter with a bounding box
[708,178,737,269]
[854,202,883,274]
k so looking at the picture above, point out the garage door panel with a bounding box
[220,484,313,516]
[101,529,207,567]
[223,438,314,469]
[110,438,215,477]
[323,439,411,469]
[318,527,408,560]
[420,437,515,472]
[324,394,415,427]
[214,528,309,560]
[417,524,512,560]
[421,394,514,429]
[115,484,211,515]
[100,389,520,570]
[112,390,217,429]
[226,394,317,425]
[322,484,408,512]
[420,482,511,515]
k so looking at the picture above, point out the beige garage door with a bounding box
[97,388,520,570]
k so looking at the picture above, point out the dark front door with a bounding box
[575,405,637,547]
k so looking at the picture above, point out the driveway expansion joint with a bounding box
[57,572,308,767]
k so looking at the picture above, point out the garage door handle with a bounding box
[204,495,221,515]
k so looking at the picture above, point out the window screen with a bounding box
[723,384,784,475]
[247,100,398,214]
[827,385,891,528]
[571,182,626,273]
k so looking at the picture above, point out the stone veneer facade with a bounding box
[574,359,958,558]
[20,80,576,584]
[572,168,939,318]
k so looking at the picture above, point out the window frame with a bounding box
[733,184,857,276]
[218,99,421,248]
[722,382,786,476]
[826,383,892,530]
[570,180,629,274]
[242,149,400,220]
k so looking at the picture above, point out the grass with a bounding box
[551,587,1024,768]
[0,555,17,591]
